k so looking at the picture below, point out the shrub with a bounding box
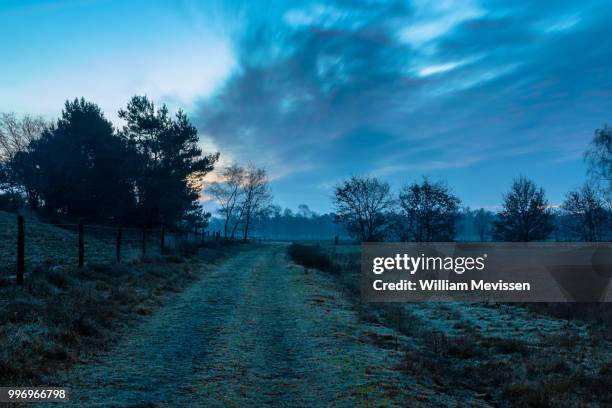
[484,337,529,355]
[287,244,338,274]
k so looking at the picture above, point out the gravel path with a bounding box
[40,244,464,407]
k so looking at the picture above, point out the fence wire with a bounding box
[0,215,220,280]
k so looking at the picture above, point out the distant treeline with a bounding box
[331,125,612,243]
[330,174,610,243]
[210,122,612,243]
[208,204,493,242]
[206,197,611,242]
[208,205,349,241]
[0,97,218,230]
[2,97,611,243]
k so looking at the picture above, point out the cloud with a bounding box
[417,61,465,77]
[399,0,485,50]
[371,156,483,177]
[191,0,612,209]
[543,14,581,33]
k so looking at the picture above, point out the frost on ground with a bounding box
[292,243,612,407]
[40,245,481,407]
[37,244,611,407]
[390,301,611,405]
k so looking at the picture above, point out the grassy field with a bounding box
[288,242,612,407]
[0,211,247,385]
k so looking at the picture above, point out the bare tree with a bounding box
[398,178,460,242]
[333,176,394,242]
[239,165,273,241]
[561,183,609,241]
[0,113,48,208]
[0,113,47,161]
[206,164,245,239]
[493,177,555,242]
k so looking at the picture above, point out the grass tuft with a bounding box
[287,243,339,274]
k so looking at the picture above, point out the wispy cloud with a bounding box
[543,14,582,33]
[418,61,464,77]
[399,0,485,50]
[371,156,483,178]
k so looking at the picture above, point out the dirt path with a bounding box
[37,244,609,406]
[41,244,473,407]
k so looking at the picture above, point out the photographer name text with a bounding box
[371,254,531,292]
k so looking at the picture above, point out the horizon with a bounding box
[2,0,612,213]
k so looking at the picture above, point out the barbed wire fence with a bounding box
[1,215,223,285]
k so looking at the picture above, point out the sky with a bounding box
[2,0,612,213]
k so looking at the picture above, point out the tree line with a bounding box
[333,126,612,243]
[207,204,349,240]
[3,96,609,243]
[0,97,219,231]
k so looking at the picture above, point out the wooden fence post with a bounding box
[78,220,84,268]
[17,215,24,285]
[116,227,122,263]
[141,227,147,256]
[160,225,165,254]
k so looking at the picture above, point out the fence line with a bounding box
[7,215,225,285]
[17,215,24,285]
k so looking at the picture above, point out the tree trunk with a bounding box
[243,212,251,241]
[230,218,240,240]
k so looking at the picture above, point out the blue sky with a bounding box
[2,0,612,213]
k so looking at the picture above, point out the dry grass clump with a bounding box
[287,243,339,274]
